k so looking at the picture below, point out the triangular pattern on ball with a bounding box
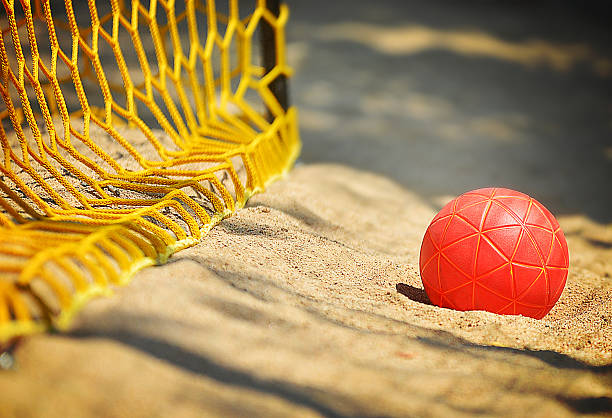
[526,226,554,261]
[474,286,513,312]
[419,232,438,270]
[444,284,473,310]
[432,202,454,223]
[483,226,522,259]
[442,235,479,277]
[455,193,488,209]
[525,203,552,229]
[495,197,531,221]
[419,187,569,319]
[475,239,508,276]
[517,272,548,305]
[483,202,519,230]
[548,235,568,267]
[420,253,440,291]
[476,263,513,296]
[428,216,451,246]
[512,263,543,296]
[513,232,542,266]
[456,202,490,229]
[547,267,568,302]
[441,216,479,247]
[439,256,470,292]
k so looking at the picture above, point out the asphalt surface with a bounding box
[287,0,612,223]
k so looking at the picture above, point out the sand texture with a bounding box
[1,0,611,416]
[1,164,610,417]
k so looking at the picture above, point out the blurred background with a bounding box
[286,0,612,223]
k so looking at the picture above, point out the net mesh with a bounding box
[0,0,300,342]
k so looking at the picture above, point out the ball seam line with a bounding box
[492,198,552,305]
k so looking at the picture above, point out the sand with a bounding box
[0,164,610,417]
[1,1,611,416]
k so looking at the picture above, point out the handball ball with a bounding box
[419,188,569,319]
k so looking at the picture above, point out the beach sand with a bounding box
[1,1,611,416]
[1,164,610,417]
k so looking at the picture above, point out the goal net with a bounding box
[0,0,300,342]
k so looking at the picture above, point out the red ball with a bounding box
[419,188,569,319]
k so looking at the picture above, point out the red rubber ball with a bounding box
[419,188,569,319]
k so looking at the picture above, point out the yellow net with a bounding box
[0,0,300,342]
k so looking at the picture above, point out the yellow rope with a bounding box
[0,0,300,342]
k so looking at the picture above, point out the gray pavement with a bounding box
[287,0,612,222]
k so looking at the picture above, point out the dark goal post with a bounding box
[261,0,289,119]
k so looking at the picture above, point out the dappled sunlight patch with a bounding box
[317,23,611,76]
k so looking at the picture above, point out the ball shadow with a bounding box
[396,283,432,305]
